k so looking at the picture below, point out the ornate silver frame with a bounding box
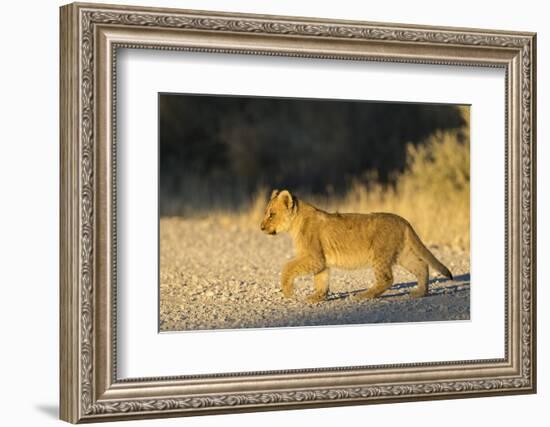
[60,2,536,423]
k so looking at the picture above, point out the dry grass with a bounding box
[336,131,469,250]
[207,108,470,251]
[329,107,469,250]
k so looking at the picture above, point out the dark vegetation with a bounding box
[159,93,466,215]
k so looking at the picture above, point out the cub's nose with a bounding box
[260,223,265,231]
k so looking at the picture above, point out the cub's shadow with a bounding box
[327,273,470,301]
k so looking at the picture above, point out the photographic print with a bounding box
[159,94,471,332]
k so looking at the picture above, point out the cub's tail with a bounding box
[406,226,453,280]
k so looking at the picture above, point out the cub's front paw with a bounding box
[351,290,375,301]
[409,288,427,298]
[306,293,326,304]
[281,286,294,299]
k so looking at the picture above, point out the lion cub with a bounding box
[260,189,453,303]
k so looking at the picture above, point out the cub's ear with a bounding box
[270,189,280,200]
[279,190,294,210]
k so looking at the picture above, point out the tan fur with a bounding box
[260,189,453,303]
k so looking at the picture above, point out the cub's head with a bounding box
[260,189,296,235]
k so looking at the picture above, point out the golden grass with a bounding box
[200,107,470,251]
[338,131,469,250]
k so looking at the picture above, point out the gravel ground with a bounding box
[160,217,470,332]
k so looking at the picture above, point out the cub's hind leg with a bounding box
[306,269,330,304]
[355,264,393,300]
[398,251,429,297]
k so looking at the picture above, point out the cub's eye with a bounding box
[269,212,276,218]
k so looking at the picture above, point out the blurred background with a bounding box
[159,94,470,250]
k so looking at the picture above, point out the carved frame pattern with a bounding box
[60,2,536,423]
